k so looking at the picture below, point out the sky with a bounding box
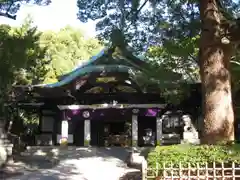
[0,0,97,37]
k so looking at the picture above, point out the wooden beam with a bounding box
[57,103,167,110]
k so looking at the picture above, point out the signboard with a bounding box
[96,77,117,83]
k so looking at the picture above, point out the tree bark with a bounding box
[199,0,234,144]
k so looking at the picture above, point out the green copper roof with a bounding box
[39,46,150,88]
[43,65,135,88]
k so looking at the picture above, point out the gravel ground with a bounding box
[1,147,141,180]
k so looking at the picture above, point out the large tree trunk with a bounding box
[199,0,234,144]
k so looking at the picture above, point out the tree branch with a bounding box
[0,12,16,20]
[230,60,240,66]
[226,20,240,44]
[134,0,148,18]
[118,0,126,30]
[0,0,17,20]
[214,0,240,44]
[125,0,149,31]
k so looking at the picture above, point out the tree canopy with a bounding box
[40,26,102,83]
[76,0,240,84]
[0,18,47,113]
[0,0,51,19]
[77,0,240,144]
[0,18,102,116]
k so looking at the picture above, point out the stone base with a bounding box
[181,139,200,145]
[132,140,138,147]
[0,146,7,167]
[125,152,144,169]
[183,131,198,139]
[156,140,161,146]
[182,131,200,144]
[4,144,13,156]
[84,140,90,146]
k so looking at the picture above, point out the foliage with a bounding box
[0,23,102,134]
[39,26,102,83]
[231,51,240,93]
[147,144,240,169]
[76,0,201,85]
[76,0,240,115]
[147,36,200,82]
[0,18,102,129]
[146,0,201,82]
[76,0,240,86]
[0,0,51,19]
[0,18,48,114]
[77,0,160,51]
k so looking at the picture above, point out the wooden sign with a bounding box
[96,77,117,83]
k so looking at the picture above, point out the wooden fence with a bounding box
[142,159,240,180]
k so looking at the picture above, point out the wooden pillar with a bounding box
[132,109,139,147]
[156,112,163,146]
[60,110,68,146]
[84,120,91,146]
[83,110,91,146]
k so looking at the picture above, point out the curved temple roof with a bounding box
[56,48,107,82]
[43,65,135,88]
[11,37,165,104]
[34,45,151,89]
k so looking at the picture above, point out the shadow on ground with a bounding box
[2,147,144,180]
[119,171,142,180]
[0,169,23,179]
[4,162,86,180]
[14,147,133,169]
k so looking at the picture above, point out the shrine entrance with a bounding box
[103,120,129,147]
[90,117,131,147]
[90,120,104,146]
[73,118,85,146]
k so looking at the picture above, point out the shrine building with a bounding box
[5,43,184,147]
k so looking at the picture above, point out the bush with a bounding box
[147,144,240,168]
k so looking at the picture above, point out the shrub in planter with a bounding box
[147,144,240,177]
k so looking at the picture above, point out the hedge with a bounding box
[147,144,240,168]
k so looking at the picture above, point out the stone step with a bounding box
[3,144,13,156]
[3,139,11,144]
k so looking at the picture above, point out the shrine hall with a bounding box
[5,34,185,147]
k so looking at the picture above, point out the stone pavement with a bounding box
[2,147,141,180]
